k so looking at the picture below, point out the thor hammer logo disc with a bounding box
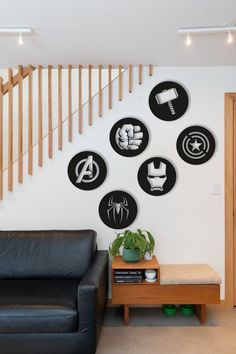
[176,125,216,165]
[110,117,149,157]
[99,190,138,229]
[67,151,107,190]
[138,157,177,196]
[149,81,189,121]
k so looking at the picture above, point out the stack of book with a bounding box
[114,269,143,283]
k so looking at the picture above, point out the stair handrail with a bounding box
[3,65,35,95]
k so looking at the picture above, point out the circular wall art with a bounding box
[110,117,149,157]
[149,81,189,121]
[138,157,177,196]
[67,151,107,190]
[176,125,216,165]
[99,190,138,229]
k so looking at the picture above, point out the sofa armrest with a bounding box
[77,250,108,349]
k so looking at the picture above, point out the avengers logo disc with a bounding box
[67,151,107,190]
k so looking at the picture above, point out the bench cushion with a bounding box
[160,264,221,285]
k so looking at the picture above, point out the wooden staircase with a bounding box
[0,64,154,201]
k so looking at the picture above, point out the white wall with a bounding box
[1,66,236,299]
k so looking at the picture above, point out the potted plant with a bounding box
[109,229,155,263]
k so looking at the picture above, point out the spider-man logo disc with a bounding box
[99,190,138,229]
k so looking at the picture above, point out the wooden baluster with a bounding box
[68,64,72,141]
[28,65,33,174]
[149,64,153,76]
[108,65,112,109]
[0,77,3,199]
[88,65,92,126]
[8,68,13,192]
[139,64,143,84]
[128,64,133,93]
[118,65,123,101]
[48,65,53,159]
[58,65,63,150]
[38,65,43,167]
[98,64,102,117]
[78,65,82,134]
[18,65,23,183]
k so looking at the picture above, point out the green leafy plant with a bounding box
[109,229,155,257]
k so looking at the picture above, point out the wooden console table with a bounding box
[111,256,220,325]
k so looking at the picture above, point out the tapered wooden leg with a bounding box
[124,305,129,325]
[195,304,206,325]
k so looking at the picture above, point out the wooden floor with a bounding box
[97,305,236,354]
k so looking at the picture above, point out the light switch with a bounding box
[213,183,221,195]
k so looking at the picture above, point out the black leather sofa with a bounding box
[0,230,108,354]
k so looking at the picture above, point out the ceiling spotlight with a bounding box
[18,32,23,45]
[227,31,233,44]
[186,33,192,46]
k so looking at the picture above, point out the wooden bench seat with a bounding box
[159,264,221,324]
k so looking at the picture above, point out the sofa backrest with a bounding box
[0,230,97,279]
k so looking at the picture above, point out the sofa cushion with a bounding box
[160,264,222,285]
[0,230,96,279]
[0,280,79,334]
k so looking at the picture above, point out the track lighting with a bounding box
[178,25,236,46]
[0,28,32,45]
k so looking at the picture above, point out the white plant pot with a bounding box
[144,251,153,261]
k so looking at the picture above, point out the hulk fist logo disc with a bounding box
[110,118,149,157]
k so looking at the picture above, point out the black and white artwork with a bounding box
[110,117,149,157]
[149,81,189,121]
[99,190,138,229]
[138,157,177,196]
[67,151,107,190]
[176,125,216,165]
